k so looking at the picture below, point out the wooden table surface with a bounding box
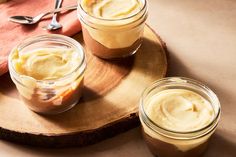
[0,0,235,156]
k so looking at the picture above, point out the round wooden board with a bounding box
[0,25,167,147]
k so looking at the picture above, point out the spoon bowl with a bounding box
[9,16,36,24]
[42,22,62,30]
[42,0,63,31]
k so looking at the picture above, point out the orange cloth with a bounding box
[0,0,81,76]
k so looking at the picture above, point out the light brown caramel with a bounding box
[142,129,210,157]
[82,27,143,59]
[21,79,83,114]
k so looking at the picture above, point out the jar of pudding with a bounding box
[8,34,86,114]
[139,77,221,157]
[78,0,148,59]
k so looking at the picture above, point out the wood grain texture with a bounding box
[0,25,167,147]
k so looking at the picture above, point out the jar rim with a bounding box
[8,34,86,84]
[78,0,147,22]
[139,77,221,139]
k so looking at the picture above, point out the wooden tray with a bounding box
[0,25,167,147]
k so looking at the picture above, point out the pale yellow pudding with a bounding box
[139,78,221,157]
[142,89,216,153]
[8,35,86,114]
[81,0,143,19]
[78,0,147,58]
[11,48,81,80]
[145,89,214,132]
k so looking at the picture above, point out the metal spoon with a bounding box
[42,0,63,31]
[8,5,77,25]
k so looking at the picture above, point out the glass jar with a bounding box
[77,0,148,59]
[8,34,86,115]
[139,77,221,157]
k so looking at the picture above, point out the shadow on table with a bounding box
[166,49,235,108]
[203,132,236,157]
[0,127,152,157]
[0,73,18,99]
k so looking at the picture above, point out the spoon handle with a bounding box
[8,5,78,24]
[44,5,77,17]
[52,0,62,17]
[55,0,63,12]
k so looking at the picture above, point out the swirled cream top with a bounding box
[80,0,146,49]
[145,89,214,132]
[81,0,143,19]
[11,48,80,80]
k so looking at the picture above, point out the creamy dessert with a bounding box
[139,78,221,157]
[145,89,214,132]
[78,0,147,58]
[8,35,86,114]
[11,48,80,80]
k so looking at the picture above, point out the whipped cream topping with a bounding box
[10,47,83,104]
[79,0,147,49]
[141,89,216,152]
[81,0,142,19]
[145,89,214,132]
[11,48,80,80]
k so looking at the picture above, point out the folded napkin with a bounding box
[0,0,81,76]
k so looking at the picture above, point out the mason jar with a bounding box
[77,0,148,59]
[139,77,221,157]
[8,34,86,114]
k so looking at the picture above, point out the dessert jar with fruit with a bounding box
[78,0,148,59]
[8,34,86,114]
[139,77,221,157]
